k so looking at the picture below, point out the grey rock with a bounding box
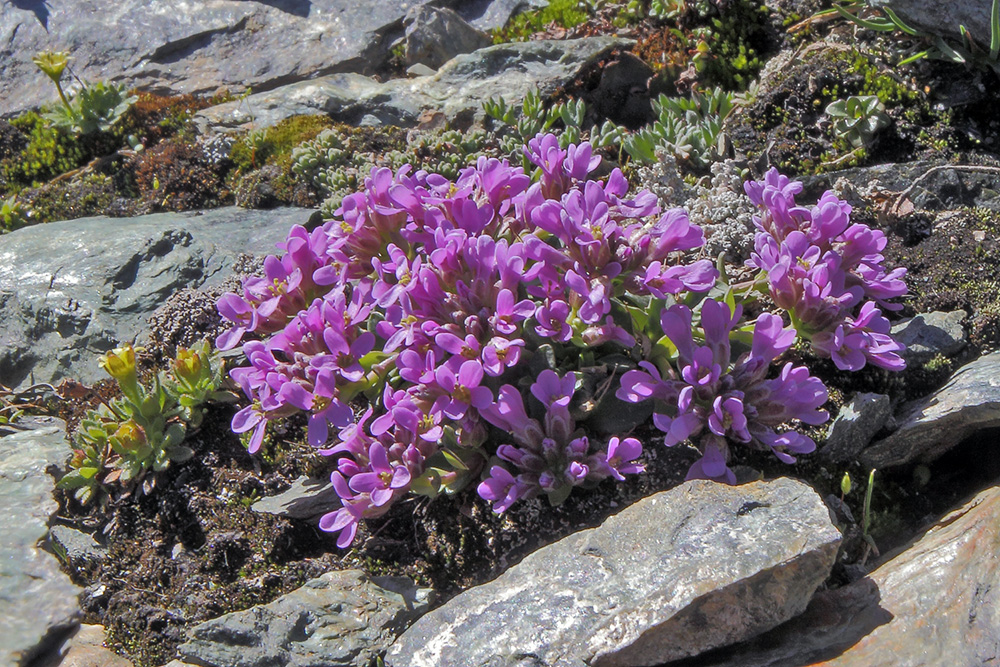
[251,475,341,521]
[49,525,108,565]
[404,6,492,71]
[406,63,438,77]
[385,477,841,667]
[0,0,447,118]
[452,0,550,31]
[891,310,967,365]
[33,624,134,667]
[195,37,632,134]
[0,207,313,390]
[589,52,654,129]
[884,0,994,52]
[862,351,1000,469]
[178,570,434,667]
[0,417,82,666]
[690,482,1000,666]
[806,160,1000,212]
[819,393,892,465]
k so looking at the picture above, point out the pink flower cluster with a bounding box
[218,134,716,547]
[618,299,828,484]
[745,168,907,371]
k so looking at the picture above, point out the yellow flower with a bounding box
[113,420,147,452]
[32,51,70,84]
[173,347,203,382]
[99,345,137,385]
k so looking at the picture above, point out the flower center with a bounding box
[453,384,472,404]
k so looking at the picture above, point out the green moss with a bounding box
[693,0,770,90]
[21,172,118,224]
[847,52,920,106]
[492,0,590,43]
[1,112,96,189]
[923,354,952,373]
[230,114,334,174]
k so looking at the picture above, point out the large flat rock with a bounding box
[861,351,1000,469]
[386,477,841,667]
[0,207,311,389]
[0,418,81,666]
[178,570,434,667]
[195,37,633,133]
[0,0,539,118]
[694,483,1000,666]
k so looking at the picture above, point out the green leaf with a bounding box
[653,334,679,360]
[168,445,195,463]
[547,483,573,507]
[881,7,921,36]
[440,448,470,471]
[991,0,1000,60]
[410,470,443,497]
[863,468,877,534]
[57,471,90,489]
[209,390,239,404]
[78,466,100,479]
[163,422,187,449]
[897,50,930,66]
[624,304,650,334]
[834,4,895,31]
[933,36,967,63]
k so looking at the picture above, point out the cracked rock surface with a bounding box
[0,418,81,666]
[0,206,312,389]
[0,0,535,118]
[385,477,842,667]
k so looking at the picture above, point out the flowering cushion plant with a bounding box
[218,135,907,547]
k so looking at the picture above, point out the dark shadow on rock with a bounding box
[660,577,892,667]
[251,0,312,19]
[9,0,50,31]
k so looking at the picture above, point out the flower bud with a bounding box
[114,420,147,452]
[173,347,204,383]
[100,345,137,385]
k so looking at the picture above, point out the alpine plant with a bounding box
[218,134,907,547]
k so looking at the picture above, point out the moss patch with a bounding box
[884,205,1000,354]
[724,43,967,176]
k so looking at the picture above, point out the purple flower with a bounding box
[490,288,535,335]
[744,168,908,367]
[534,299,573,342]
[348,443,412,507]
[433,360,493,420]
[231,402,268,454]
[686,438,737,484]
[530,369,576,409]
[304,370,355,447]
[320,472,369,548]
[622,299,829,482]
[478,371,643,512]
[616,361,678,404]
[601,436,644,481]
[478,466,530,513]
[215,293,258,350]
[224,131,717,541]
[481,336,525,376]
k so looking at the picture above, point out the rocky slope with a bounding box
[3,1,1000,666]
